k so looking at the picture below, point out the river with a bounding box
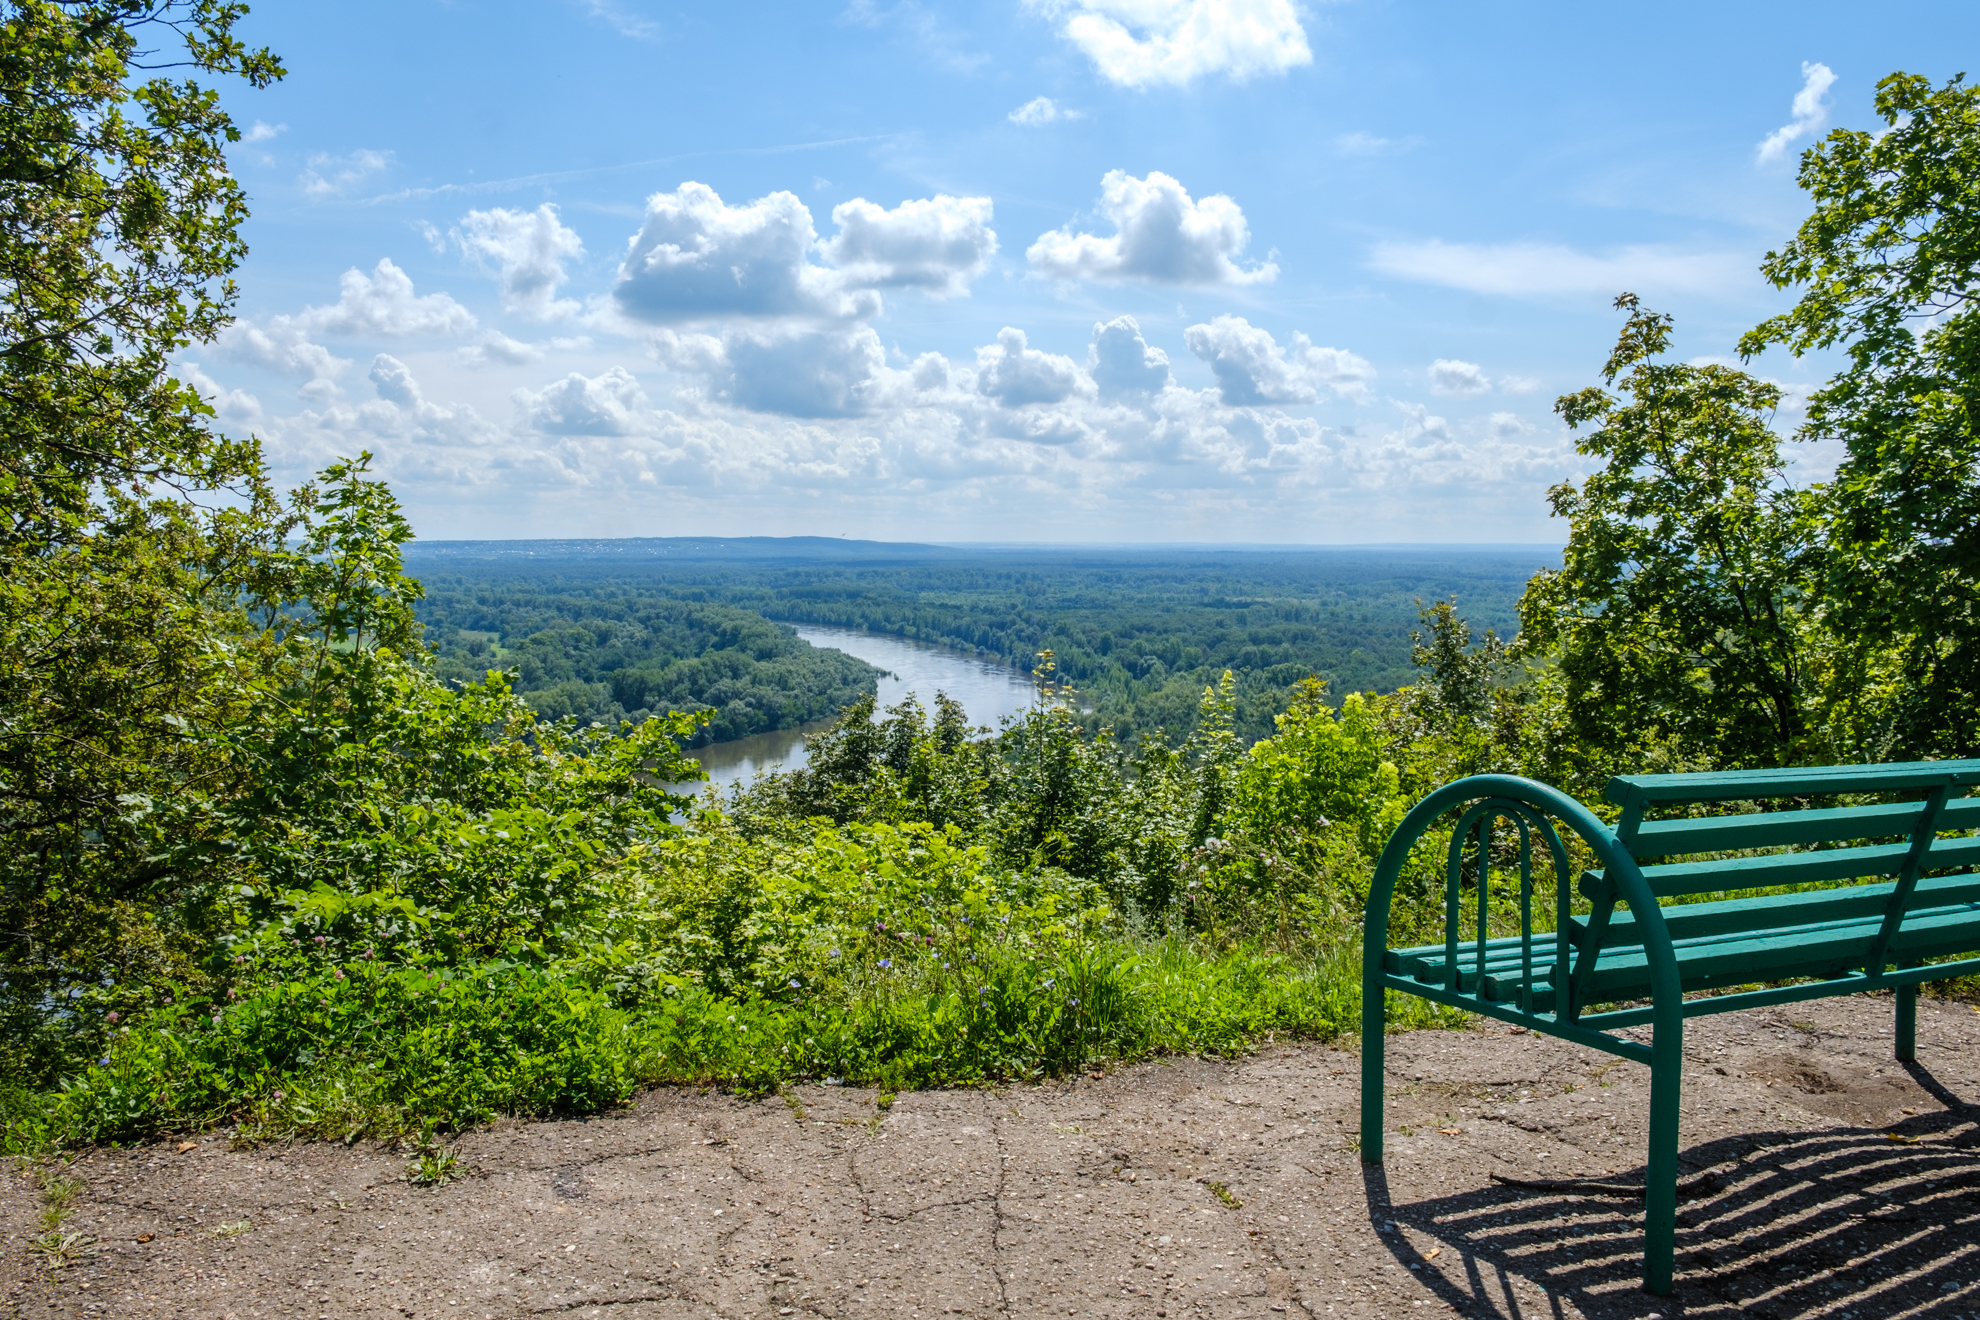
[683,625,1040,795]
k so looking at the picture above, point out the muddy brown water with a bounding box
[7,994,1980,1319]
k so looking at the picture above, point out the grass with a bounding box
[0,936,1463,1155]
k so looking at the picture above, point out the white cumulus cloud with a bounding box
[1758,62,1837,165]
[458,333,594,370]
[723,328,890,418]
[302,258,478,338]
[1028,171,1276,286]
[369,354,429,410]
[820,195,998,298]
[1009,96,1074,126]
[1369,239,1751,298]
[453,204,586,318]
[1393,401,1451,448]
[613,183,996,325]
[359,355,494,448]
[1089,316,1173,396]
[649,326,894,418]
[515,367,651,436]
[458,331,545,368]
[212,260,472,399]
[213,321,350,399]
[1428,359,1491,396]
[1042,0,1311,88]
[182,362,263,425]
[1184,315,1373,406]
[615,183,864,324]
[976,327,1091,407]
[243,120,285,144]
[226,313,1579,539]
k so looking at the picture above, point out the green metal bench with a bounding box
[1359,760,1980,1295]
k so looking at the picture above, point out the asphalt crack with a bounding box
[988,1095,1014,1317]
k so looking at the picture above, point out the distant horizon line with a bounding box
[404,535,1565,551]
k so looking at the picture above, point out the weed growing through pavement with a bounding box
[29,1228,91,1266]
[33,1165,81,1231]
[407,1125,459,1186]
[23,1160,92,1268]
[1206,1180,1242,1209]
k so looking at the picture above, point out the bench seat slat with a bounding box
[1589,871,1980,947]
[1483,909,1898,1001]
[1392,874,1980,971]
[1384,933,1529,977]
[1488,901,1980,1006]
[1409,952,1565,987]
[1390,875,1980,1011]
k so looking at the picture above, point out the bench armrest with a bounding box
[1363,774,1682,1031]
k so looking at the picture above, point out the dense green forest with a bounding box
[418,586,880,745]
[409,545,1552,745]
[5,2,1980,1180]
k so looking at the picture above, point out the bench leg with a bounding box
[1642,1025,1682,1295]
[1897,980,1918,1063]
[1360,973,1386,1164]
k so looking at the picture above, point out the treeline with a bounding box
[418,585,880,745]
[406,546,1551,745]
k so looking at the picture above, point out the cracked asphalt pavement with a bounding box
[7,994,1980,1319]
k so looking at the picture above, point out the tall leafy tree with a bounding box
[1519,296,1822,777]
[0,0,281,533]
[0,1,283,1058]
[1741,71,1980,758]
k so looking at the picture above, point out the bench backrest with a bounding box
[1578,759,1980,988]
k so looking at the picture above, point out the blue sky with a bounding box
[191,0,1979,543]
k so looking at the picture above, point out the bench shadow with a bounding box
[1360,1068,1980,1320]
